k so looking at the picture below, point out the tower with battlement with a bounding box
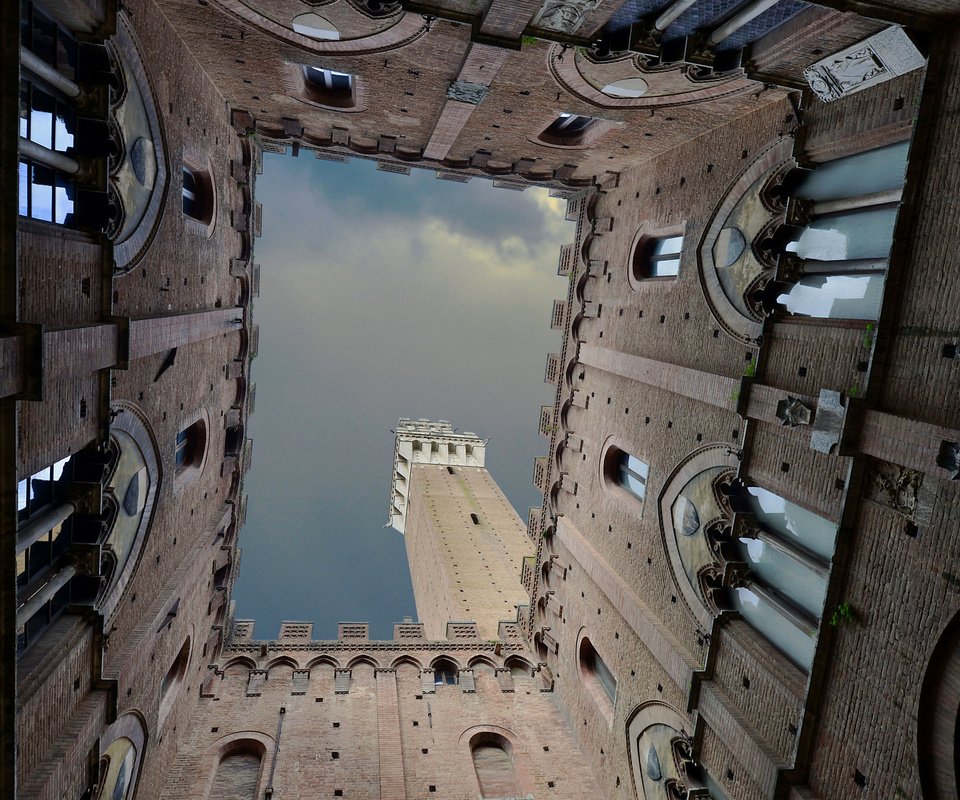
[389,420,533,640]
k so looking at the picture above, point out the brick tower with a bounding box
[388,419,533,639]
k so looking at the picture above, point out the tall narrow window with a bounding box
[175,420,205,474]
[471,734,522,799]
[578,634,616,723]
[617,451,649,501]
[181,164,213,224]
[158,637,190,729]
[633,234,683,279]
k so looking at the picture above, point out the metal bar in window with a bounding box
[18,137,78,174]
[16,503,75,555]
[20,47,81,98]
[16,564,76,628]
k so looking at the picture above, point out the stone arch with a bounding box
[390,655,423,671]
[549,45,754,110]
[658,445,740,630]
[917,608,960,799]
[305,655,341,670]
[100,402,162,622]
[697,137,794,344]
[266,656,300,672]
[466,655,497,671]
[429,654,462,670]
[222,656,258,674]
[213,0,424,55]
[346,654,380,669]
[504,655,534,677]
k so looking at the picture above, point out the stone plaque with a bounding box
[803,26,925,103]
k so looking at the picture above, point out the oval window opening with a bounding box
[292,13,340,40]
[601,77,648,98]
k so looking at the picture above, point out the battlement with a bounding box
[386,418,485,534]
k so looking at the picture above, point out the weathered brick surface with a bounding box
[162,638,602,799]
[12,3,960,800]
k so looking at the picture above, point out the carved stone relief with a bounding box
[864,459,934,524]
[446,80,489,105]
[776,396,813,427]
[803,26,925,103]
[532,0,601,34]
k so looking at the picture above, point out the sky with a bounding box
[231,153,573,640]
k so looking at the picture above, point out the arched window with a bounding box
[432,657,458,686]
[291,13,340,39]
[662,456,838,671]
[766,143,907,320]
[158,637,190,730]
[302,66,356,108]
[98,736,138,800]
[181,164,213,224]
[633,234,683,279]
[604,445,649,503]
[471,734,522,799]
[539,113,598,146]
[210,747,263,800]
[578,633,616,723]
[175,419,206,474]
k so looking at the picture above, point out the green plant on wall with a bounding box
[521,35,538,46]
[862,321,876,350]
[743,358,757,378]
[829,601,854,627]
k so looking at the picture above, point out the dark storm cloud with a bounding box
[231,153,572,640]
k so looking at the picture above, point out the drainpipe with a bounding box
[264,706,285,798]
[710,0,781,44]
